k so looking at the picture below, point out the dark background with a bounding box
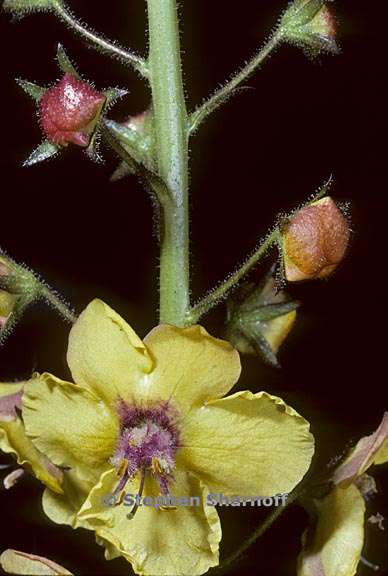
[0,1,386,574]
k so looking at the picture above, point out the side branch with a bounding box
[40,285,77,324]
[52,1,148,78]
[187,228,280,323]
[189,30,282,134]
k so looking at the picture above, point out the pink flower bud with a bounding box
[39,73,106,147]
[282,197,350,282]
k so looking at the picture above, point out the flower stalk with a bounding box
[187,228,280,323]
[189,30,283,134]
[52,1,148,77]
[146,0,190,326]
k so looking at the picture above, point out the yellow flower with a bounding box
[18,299,314,576]
[0,382,63,493]
[298,413,388,576]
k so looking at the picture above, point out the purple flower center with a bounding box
[112,400,180,498]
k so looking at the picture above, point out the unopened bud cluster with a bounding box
[0,254,40,342]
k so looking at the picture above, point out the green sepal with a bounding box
[105,118,155,170]
[84,130,102,163]
[307,174,333,205]
[243,324,281,369]
[279,0,338,56]
[56,43,80,78]
[104,87,128,108]
[23,140,60,167]
[0,301,24,346]
[83,89,127,164]
[110,160,136,182]
[282,175,333,223]
[281,0,324,28]
[16,79,46,102]
[247,300,300,323]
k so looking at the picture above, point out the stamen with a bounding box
[117,459,129,478]
[151,457,163,475]
[115,489,126,506]
[127,468,146,520]
[114,461,130,502]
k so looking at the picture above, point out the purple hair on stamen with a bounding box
[112,399,181,498]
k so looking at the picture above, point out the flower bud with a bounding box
[39,73,106,147]
[280,0,338,55]
[226,273,299,367]
[281,197,350,282]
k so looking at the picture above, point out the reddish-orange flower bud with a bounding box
[282,197,350,282]
[39,73,106,147]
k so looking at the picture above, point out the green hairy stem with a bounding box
[146,0,191,326]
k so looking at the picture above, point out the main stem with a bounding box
[147,0,190,326]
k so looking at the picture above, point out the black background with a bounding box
[0,1,387,574]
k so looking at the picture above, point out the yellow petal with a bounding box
[67,299,153,405]
[179,390,314,495]
[42,470,95,529]
[297,484,365,576]
[0,549,72,575]
[0,382,24,421]
[22,373,118,484]
[139,324,241,414]
[373,438,388,465]
[95,535,122,561]
[0,417,63,494]
[77,467,221,576]
[333,412,388,485]
[263,310,297,353]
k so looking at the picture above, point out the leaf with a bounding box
[23,141,60,167]
[0,549,73,575]
[56,43,80,78]
[16,79,46,102]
